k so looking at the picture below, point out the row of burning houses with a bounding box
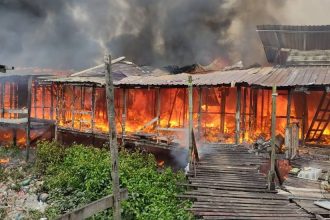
[1,25,330,149]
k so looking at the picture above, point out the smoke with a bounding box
[1,0,330,69]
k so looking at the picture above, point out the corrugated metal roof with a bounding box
[257,25,330,63]
[45,66,330,88]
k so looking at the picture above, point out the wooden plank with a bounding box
[0,118,28,124]
[57,189,128,220]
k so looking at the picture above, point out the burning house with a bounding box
[3,25,330,152]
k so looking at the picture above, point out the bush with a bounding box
[35,141,66,175]
[36,142,192,220]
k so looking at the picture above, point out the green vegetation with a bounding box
[35,141,193,220]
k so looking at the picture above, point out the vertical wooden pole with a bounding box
[286,89,292,127]
[188,75,193,163]
[50,83,54,120]
[9,82,12,118]
[1,81,4,118]
[261,90,264,129]
[105,54,121,220]
[26,77,32,162]
[71,86,75,129]
[80,86,84,130]
[33,81,37,118]
[220,88,226,134]
[268,85,277,191]
[235,86,241,145]
[42,85,45,119]
[122,88,127,143]
[197,87,202,140]
[91,86,96,133]
[242,88,247,141]
[55,84,60,141]
[302,93,307,146]
[183,89,187,126]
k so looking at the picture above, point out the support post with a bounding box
[188,75,193,163]
[33,81,37,118]
[50,83,54,120]
[220,88,226,134]
[54,84,59,141]
[235,86,241,145]
[26,77,32,162]
[197,87,202,140]
[122,89,127,140]
[155,88,160,143]
[1,81,5,118]
[268,85,277,191]
[71,86,75,129]
[286,88,292,127]
[242,88,247,141]
[91,86,96,133]
[105,54,121,220]
[302,93,307,146]
[42,84,45,119]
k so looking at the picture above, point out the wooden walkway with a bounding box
[180,144,313,220]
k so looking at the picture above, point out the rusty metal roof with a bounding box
[257,25,330,63]
[45,66,330,88]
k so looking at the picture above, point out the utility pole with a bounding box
[105,55,121,220]
[268,85,277,191]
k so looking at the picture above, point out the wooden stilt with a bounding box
[286,89,292,127]
[91,86,96,133]
[33,81,37,118]
[197,87,202,140]
[122,88,127,142]
[268,85,277,191]
[42,84,45,119]
[1,81,5,118]
[105,54,121,220]
[242,88,247,141]
[235,86,241,145]
[188,75,193,163]
[220,88,226,134]
[302,93,307,146]
[26,77,32,162]
[54,84,59,141]
[71,86,75,129]
[50,83,54,120]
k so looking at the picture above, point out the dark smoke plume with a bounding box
[0,0,329,70]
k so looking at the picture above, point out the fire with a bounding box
[0,158,9,164]
[157,160,165,167]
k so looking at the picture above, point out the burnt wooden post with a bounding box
[50,83,54,120]
[26,76,32,161]
[268,85,277,191]
[155,88,160,142]
[286,88,292,127]
[122,88,127,142]
[42,84,45,119]
[54,84,60,141]
[197,87,202,140]
[71,86,75,129]
[1,81,4,118]
[33,81,37,117]
[188,75,193,163]
[91,86,96,133]
[242,87,247,141]
[235,86,241,145]
[302,92,307,146]
[105,54,121,220]
[220,88,226,134]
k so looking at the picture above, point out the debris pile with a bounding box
[251,134,285,153]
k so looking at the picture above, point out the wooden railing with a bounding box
[56,188,128,220]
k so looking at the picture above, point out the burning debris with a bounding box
[251,134,285,154]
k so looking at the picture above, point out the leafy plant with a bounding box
[35,142,193,220]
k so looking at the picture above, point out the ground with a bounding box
[0,147,47,220]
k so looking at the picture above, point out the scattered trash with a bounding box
[297,167,322,181]
[289,167,301,175]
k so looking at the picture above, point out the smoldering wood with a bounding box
[105,54,121,220]
[137,117,158,132]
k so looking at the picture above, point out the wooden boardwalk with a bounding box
[180,144,313,220]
